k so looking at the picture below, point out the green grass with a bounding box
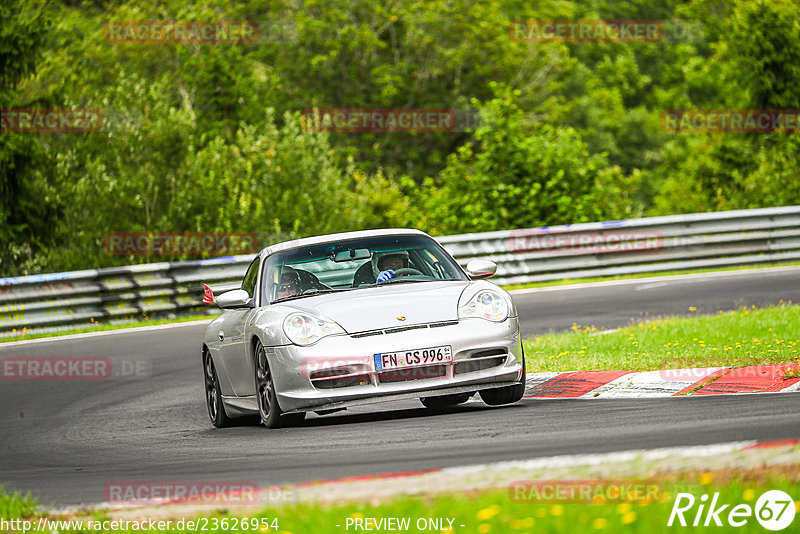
[2,471,799,533]
[221,477,800,534]
[523,303,800,373]
[503,261,800,291]
[0,487,38,520]
[0,313,214,343]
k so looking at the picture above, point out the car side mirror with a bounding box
[216,289,254,309]
[465,259,497,280]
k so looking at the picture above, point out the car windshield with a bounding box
[263,234,467,303]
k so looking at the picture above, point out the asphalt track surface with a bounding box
[2,267,800,507]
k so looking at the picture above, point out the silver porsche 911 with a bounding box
[201,228,525,429]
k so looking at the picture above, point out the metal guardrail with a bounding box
[442,205,800,285]
[2,206,799,337]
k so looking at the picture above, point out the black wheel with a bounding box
[479,351,526,406]
[204,350,232,428]
[420,393,472,409]
[254,341,305,428]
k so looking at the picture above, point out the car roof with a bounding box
[259,228,431,258]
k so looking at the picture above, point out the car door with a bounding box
[217,256,260,397]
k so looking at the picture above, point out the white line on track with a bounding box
[0,319,213,348]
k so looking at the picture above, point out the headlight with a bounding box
[458,290,509,322]
[282,313,344,345]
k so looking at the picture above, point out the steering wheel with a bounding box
[392,268,423,278]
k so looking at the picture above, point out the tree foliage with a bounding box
[0,0,55,273]
[414,86,608,234]
[3,0,800,275]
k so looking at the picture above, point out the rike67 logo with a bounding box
[668,490,796,530]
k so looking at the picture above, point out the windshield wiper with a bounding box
[272,288,348,304]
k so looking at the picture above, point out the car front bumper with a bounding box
[268,317,523,413]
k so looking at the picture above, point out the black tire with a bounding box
[204,350,232,428]
[479,352,526,406]
[420,393,472,408]
[254,341,305,429]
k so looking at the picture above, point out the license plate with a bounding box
[373,345,453,371]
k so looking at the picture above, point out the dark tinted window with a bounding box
[241,257,260,298]
[262,234,467,303]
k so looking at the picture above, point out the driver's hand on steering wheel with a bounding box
[376,270,395,282]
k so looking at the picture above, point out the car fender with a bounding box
[203,314,238,397]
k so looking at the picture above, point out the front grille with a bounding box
[311,371,371,389]
[383,325,428,335]
[429,321,459,328]
[309,368,351,379]
[471,348,507,358]
[351,330,384,339]
[378,364,447,383]
[454,349,507,375]
[350,320,458,338]
[312,376,370,389]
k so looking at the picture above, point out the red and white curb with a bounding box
[94,438,800,520]
[524,364,800,398]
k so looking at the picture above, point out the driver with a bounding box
[373,251,410,283]
[275,269,301,299]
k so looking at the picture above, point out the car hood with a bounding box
[284,281,469,333]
